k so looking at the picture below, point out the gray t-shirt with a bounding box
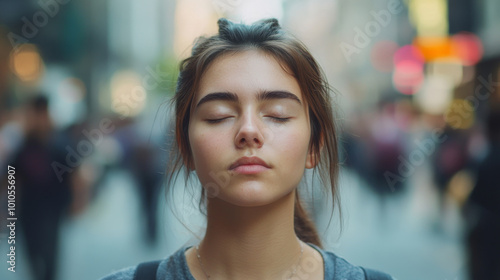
[100,243,388,279]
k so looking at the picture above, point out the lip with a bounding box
[229,156,270,174]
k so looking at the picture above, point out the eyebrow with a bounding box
[195,90,302,108]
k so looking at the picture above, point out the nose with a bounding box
[235,113,264,149]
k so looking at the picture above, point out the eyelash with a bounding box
[205,117,291,124]
[270,117,291,123]
[206,118,229,124]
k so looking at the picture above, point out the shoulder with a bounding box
[99,266,136,280]
[308,243,393,280]
[99,246,193,280]
[321,249,366,279]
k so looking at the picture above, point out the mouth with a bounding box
[229,156,270,175]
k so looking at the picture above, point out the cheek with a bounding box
[272,125,310,169]
[189,125,230,169]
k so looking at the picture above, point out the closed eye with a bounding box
[206,116,291,124]
[268,116,291,123]
[206,117,232,124]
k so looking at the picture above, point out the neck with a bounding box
[198,190,303,280]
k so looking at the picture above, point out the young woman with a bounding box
[101,18,393,280]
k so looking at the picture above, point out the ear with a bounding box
[305,134,324,169]
[305,149,317,169]
[306,145,320,169]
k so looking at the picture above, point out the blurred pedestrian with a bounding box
[432,127,469,224]
[465,107,500,280]
[9,95,73,280]
[130,143,163,245]
[112,118,164,245]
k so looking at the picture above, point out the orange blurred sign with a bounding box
[413,37,454,61]
[413,33,483,65]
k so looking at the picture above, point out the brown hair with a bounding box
[166,18,340,248]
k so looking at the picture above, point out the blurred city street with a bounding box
[1,0,499,279]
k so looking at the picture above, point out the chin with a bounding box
[222,197,275,207]
[215,182,294,207]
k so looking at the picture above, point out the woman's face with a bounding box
[188,49,316,207]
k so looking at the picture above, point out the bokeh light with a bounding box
[58,77,86,103]
[413,37,454,62]
[409,0,448,37]
[9,44,44,83]
[451,32,483,66]
[415,75,454,114]
[392,45,425,94]
[426,59,463,86]
[445,99,475,129]
[110,70,147,117]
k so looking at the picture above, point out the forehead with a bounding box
[195,49,302,103]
